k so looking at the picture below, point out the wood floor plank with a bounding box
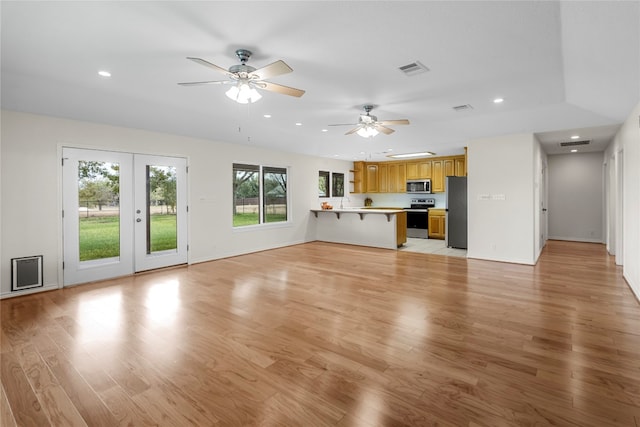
[15,344,87,427]
[1,240,639,426]
[1,351,51,426]
[0,382,18,427]
[39,349,119,427]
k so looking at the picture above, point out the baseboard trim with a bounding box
[547,236,604,244]
[1,283,60,300]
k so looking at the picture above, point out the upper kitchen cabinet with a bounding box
[378,163,389,193]
[455,157,466,177]
[352,154,464,194]
[365,163,379,193]
[430,156,465,193]
[444,159,454,178]
[406,160,431,179]
[388,162,406,193]
[431,160,444,192]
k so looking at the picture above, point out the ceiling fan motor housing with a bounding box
[229,64,256,75]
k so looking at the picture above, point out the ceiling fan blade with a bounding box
[374,124,395,135]
[328,123,358,127]
[186,57,232,76]
[259,81,305,97]
[177,80,231,86]
[378,119,410,126]
[345,125,363,135]
[251,60,293,80]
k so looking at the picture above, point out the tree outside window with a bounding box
[319,171,330,197]
[233,163,288,227]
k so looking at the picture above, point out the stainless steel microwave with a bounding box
[406,179,431,194]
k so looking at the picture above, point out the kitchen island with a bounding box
[311,208,407,249]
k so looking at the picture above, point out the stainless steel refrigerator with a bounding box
[445,176,467,249]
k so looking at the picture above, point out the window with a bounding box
[233,163,288,227]
[332,172,345,197]
[318,171,330,197]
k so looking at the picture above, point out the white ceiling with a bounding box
[2,1,639,161]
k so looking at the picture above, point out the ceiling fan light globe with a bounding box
[248,87,262,103]
[227,82,262,104]
[357,127,379,138]
[225,85,240,101]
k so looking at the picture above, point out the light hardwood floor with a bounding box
[1,240,639,426]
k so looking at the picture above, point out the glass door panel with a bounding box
[63,148,134,285]
[147,165,178,254]
[78,160,121,262]
[134,155,187,272]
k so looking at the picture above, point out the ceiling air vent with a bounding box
[452,104,473,112]
[559,140,590,147]
[398,61,429,76]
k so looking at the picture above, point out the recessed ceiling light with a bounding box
[321,129,328,132]
[359,151,365,155]
[98,70,111,77]
[493,98,504,103]
[570,135,580,139]
[571,149,578,153]
[387,149,393,152]
[295,122,302,126]
[263,114,271,118]
[333,154,339,157]
[387,151,436,159]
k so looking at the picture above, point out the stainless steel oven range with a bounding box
[404,198,435,239]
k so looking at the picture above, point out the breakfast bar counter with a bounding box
[311,208,407,249]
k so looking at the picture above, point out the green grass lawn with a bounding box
[79,214,177,261]
[233,212,286,227]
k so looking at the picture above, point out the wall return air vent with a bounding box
[559,140,590,147]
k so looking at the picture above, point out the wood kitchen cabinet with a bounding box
[388,163,406,193]
[406,160,431,179]
[428,209,446,239]
[431,160,444,192]
[396,210,407,247]
[444,159,454,178]
[352,154,464,194]
[365,163,379,193]
[378,163,389,193]
[455,157,466,177]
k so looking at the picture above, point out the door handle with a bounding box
[136,218,142,223]
[542,208,547,212]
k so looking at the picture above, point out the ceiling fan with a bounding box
[178,49,305,104]
[329,105,410,138]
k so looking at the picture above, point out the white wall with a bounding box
[547,151,604,243]
[605,101,640,299]
[0,110,353,297]
[467,133,536,265]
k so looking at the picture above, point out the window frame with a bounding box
[318,170,330,197]
[233,163,290,229]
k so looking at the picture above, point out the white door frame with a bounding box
[62,148,188,285]
[134,154,188,272]
[62,148,134,285]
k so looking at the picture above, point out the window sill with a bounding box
[232,221,292,232]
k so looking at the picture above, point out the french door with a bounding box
[62,148,187,286]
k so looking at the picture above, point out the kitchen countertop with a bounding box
[315,207,401,212]
[311,207,404,221]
